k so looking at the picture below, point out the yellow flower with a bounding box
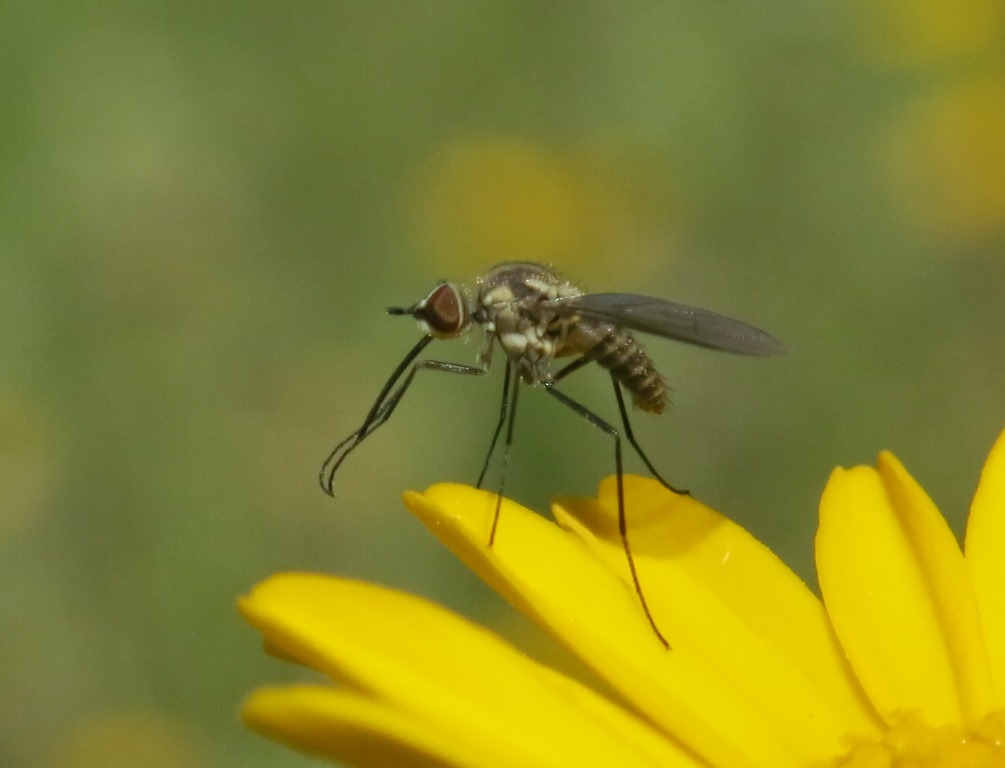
[860,0,1005,68]
[886,77,1005,239]
[239,429,1005,767]
[407,136,678,280]
[409,138,588,272]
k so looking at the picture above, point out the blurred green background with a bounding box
[3,2,1005,766]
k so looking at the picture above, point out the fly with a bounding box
[320,261,784,648]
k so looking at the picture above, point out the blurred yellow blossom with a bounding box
[862,0,1005,67]
[886,77,1005,238]
[43,713,204,768]
[408,136,677,280]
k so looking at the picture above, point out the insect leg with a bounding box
[542,381,670,649]
[319,336,485,495]
[554,359,689,496]
[611,378,690,496]
[476,359,512,489]
[552,355,592,382]
[488,367,520,546]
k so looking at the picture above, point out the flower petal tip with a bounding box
[403,483,501,544]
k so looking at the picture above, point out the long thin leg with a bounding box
[553,358,689,496]
[319,339,485,495]
[543,381,670,649]
[552,355,592,383]
[488,370,520,545]
[476,360,512,489]
[611,379,690,496]
[320,336,428,494]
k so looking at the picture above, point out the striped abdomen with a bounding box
[567,321,669,414]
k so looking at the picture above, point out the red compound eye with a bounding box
[417,283,468,337]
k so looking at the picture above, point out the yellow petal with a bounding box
[243,685,471,768]
[406,484,794,768]
[817,455,993,726]
[239,573,694,768]
[554,476,881,759]
[876,453,996,721]
[965,428,1005,709]
[527,664,707,768]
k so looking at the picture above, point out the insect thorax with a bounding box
[473,262,583,382]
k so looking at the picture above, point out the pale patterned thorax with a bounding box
[473,262,584,382]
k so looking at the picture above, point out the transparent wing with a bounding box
[543,293,786,356]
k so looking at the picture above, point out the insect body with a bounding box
[474,263,672,412]
[320,261,784,648]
